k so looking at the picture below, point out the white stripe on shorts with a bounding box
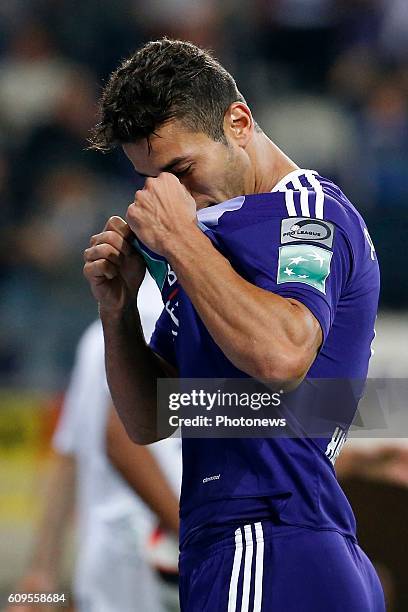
[241,524,254,612]
[228,527,243,612]
[253,522,264,612]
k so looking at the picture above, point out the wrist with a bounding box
[99,298,139,323]
[165,223,210,268]
[99,304,127,322]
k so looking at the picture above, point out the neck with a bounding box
[249,131,299,194]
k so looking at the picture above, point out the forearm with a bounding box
[167,227,319,381]
[100,300,171,444]
[114,451,179,533]
[106,408,179,533]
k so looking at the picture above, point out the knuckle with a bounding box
[105,231,120,247]
[83,262,91,277]
[102,243,119,260]
[99,243,110,258]
[126,206,137,222]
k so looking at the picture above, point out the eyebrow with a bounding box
[136,156,189,178]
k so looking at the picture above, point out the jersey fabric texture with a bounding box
[146,169,380,550]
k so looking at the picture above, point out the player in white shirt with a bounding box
[13,274,181,612]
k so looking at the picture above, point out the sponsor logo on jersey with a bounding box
[277,244,332,294]
[281,217,334,248]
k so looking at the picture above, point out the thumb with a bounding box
[104,215,134,240]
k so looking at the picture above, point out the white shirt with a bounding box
[53,274,181,611]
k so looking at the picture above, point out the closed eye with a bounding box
[173,165,192,179]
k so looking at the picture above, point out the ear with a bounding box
[223,102,253,147]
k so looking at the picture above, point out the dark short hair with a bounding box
[89,38,246,152]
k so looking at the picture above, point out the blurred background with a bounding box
[0,0,407,610]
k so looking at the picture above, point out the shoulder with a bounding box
[271,169,362,230]
[197,170,364,234]
[197,171,373,263]
[270,170,369,255]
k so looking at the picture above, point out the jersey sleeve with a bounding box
[224,214,353,344]
[149,308,177,367]
[271,228,352,342]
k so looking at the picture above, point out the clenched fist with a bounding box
[126,172,197,258]
[83,216,145,313]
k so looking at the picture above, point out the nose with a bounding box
[181,183,200,204]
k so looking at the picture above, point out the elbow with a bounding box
[248,350,310,389]
[125,427,158,446]
[108,421,158,446]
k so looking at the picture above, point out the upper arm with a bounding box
[234,218,350,344]
[267,226,351,347]
[225,210,351,378]
[286,297,323,353]
[105,404,179,533]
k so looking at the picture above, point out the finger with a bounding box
[83,259,118,281]
[126,204,143,228]
[84,243,123,266]
[130,191,148,210]
[89,230,133,256]
[104,215,134,240]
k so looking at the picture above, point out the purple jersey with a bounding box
[147,169,380,549]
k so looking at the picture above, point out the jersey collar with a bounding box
[271,168,317,192]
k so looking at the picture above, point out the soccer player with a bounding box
[83,39,385,611]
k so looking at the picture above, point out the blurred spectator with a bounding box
[1,164,133,389]
[379,0,408,61]
[255,0,341,90]
[8,69,118,220]
[361,73,408,208]
[0,2,407,608]
[258,93,357,183]
[134,0,221,51]
[38,0,144,79]
[0,0,406,386]
[0,20,74,141]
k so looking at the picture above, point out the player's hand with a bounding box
[83,216,145,313]
[126,172,197,257]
